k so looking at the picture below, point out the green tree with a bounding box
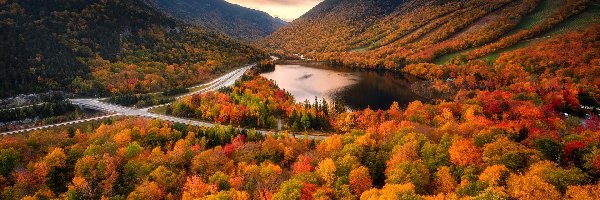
[272,179,303,200]
[209,171,231,191]
[533,138,563,163]
[0,148,20,176]
[301,113,311,131]
[125,142,143,159]
[386,161,430,194]
[421,140,451,171]
[149,166,179,191]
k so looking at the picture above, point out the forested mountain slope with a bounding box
[147,0,287,42]
[260,0,596,69]
[0,0,266,97]
[0,27,599,199]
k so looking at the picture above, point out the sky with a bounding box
[225,0,323,21]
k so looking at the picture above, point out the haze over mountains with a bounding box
[147,0,287,42]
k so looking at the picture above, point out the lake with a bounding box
[260,61,427,110]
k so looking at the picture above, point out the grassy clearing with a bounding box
[434,0,559,65]
[480,2,600,61]
[148,105,168,115]
[435,0,599,64]
[506,0,562,35]
[434,48,471,65]
[349,46,369,52]
[542,2,600,35]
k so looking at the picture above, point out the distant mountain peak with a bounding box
[149,0,287,42]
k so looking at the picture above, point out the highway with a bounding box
[77,64,254,113]
[0,103,45,111]
[0,114,120,136]
[1,61,325,140]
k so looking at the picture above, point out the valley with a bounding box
[0,0,598,199]
[147,0,287,42]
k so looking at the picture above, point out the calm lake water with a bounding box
[260,62,426,110]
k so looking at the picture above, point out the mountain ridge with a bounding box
[0,0,266,97]
[147,0,287,42]
[260,0,596,68]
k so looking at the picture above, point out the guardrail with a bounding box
[0,59,328,140]
[0,114,121,136]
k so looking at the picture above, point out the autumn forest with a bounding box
[1,0,599,200]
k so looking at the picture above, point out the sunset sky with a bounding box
[225,0,323,21]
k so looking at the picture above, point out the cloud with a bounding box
[231,0,321,6]
[226,0,323,20]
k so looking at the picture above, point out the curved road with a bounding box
[0,114,121,136]
[2,64,250,136]
[1,60,325,140]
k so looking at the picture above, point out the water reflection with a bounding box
[260,62,426,110]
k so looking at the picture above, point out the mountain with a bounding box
[260,0,597,68]
[0,0,266,97]
[147,0,287,42]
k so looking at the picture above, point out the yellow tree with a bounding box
[479,165,510,187]
[449,138,482,166]
[127,181,165,200]
[507,174,560,200]
[66,176,92,199]
[182,176,211,200]
[34,148,67,183]
[361,183,420,200]
[432,166,456,194]
[113,129,132,146]
[317,135,343,157]
[565,182,600,200]
[387,140,420,167]
[316,158,337,186]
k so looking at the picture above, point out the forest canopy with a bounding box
[0,0,267,97]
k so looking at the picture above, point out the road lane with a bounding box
[0,114,121,136]
[1,61,324,140]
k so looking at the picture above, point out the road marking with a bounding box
[1,65,253,136]
[1,59,323,139]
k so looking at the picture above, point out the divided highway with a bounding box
[1,64,251,136]
[1,60,324,140]
[74,64,254,114]
[0,114,120,136]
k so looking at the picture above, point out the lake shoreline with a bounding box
[260,60,432,110]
